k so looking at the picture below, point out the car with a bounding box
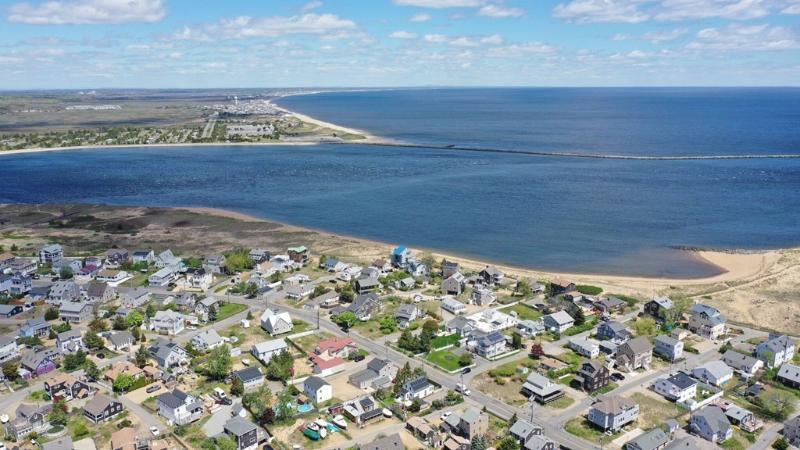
[97,353,105,359]
[354,354,366,362]
[146,384,161,393]
[440,411,452,420]
[0,442,7,450]
[149,426,160,436]
[611,372,626,381]
[462,367,471,374]
[455,383,471,396]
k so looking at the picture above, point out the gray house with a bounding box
[349,358,398,390]
[542,310,574,334]
[588,395,640,431]
[625,427,671,450]
[756,335,796,368]
[442,272,466,295]
[616,336,653,371]
[690,406,732,443]
[233,367,265,392]
[59,301,93,323]
[784,416,800,448]
[224,416,258,450]
[654,335,684,362]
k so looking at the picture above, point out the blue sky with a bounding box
[1,0,799,88]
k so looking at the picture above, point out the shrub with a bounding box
[576,285,603,295]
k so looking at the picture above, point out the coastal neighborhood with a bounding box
[0,232,798,450]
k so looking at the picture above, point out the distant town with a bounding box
[0,215,798,450]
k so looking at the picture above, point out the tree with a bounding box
[459,353,473,367]
[84,331,105,350]
[84,359,100,381]
[530,343,545,358]
[773,438,790,450]
[135,346,150,368]
[312,285,330,298]
[572,307,586,326]
[334,311,358,330]
[497,436,520,450]
[127,310,145,328]
[379,316,397,334]
[48,400,68,426]
[2,361,20,381]
[274,388,295,421]
[511,332,523,350]
[59,266,73,280]
[89,316,109,333]
[112,315,129,331]
[516,280,532,297]
[184,341,200,358]
[63,350,87,371]
[246,310,254,320]
[113,373,136,392]
[422,319,439,333]
[471,435,488,450]
[409,399,421,412]
[755,390,796,421]
[260,407,276,425]
[509,412,518,425]
[205,344,232,380]
[131,326,141,340]
[632,318,658,337]
[45,306,60,320]
[337,284,355,303]
[216,436,237,450]
[208,304,218,322]
[231,377,244,396]
[145,303,156,318]
[266,349,294,380]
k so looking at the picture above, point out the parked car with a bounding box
[462,367,471,374]
[611,372,626,381]
[150,426,160,436]
[354,354,366,362]
[146,384,161,393]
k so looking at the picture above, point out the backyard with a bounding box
[630,392,687,429]
[215,303,248,321]
[498,303,543,321]
[426,349,466,372]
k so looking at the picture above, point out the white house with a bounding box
[692,361,734,387]
[569,338,600,358]
[251,339,288,364]
[441,296,467,315]
[191,329,225,352]
[543,311,574,334]
[260,309,293,336]
[149,266,177,287]
[653,372,698,402]
[151,310,187,335]
[303,376,333,404]
[756,335,796,369]
[157,389,204,425]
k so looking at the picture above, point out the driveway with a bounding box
[201,402,233,437]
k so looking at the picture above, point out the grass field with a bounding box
[631,392,686,428]
[565,418,622,444]
[431,333,461,349]
[499,303,543,321]
[426,349,463,372]
[544,394,575,409]
[216,303,248,321]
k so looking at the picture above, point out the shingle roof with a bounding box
[84,394,118,416]
[304,375,330,392]
[234,367,263,383]
[593,395,637,415]
[666,372,697,390]
[224,416,256,436]
[626,427,670,450]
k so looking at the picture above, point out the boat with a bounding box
[303,422,327,440]
[332,415,347,429]
[382,408,393,418]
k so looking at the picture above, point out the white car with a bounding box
[150,426,160,436]
[440,411,452,420]
[455,384,471,396]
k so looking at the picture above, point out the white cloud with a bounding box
[393,0,484,7]
[487,41,558,56]
[8,0,165,24]
[480,34,505,44]
[783,0,800,13]
[477,4,525,18]
[301,0,323,11]
[687,23,800,50]
[423,33,505,46]
[390,30,418,39]
[613,28,688,42]
[654,0,771,20]
[175,14,357,40]
[410,13,432,21]
[423,33,450,43]
[553,0,649,24]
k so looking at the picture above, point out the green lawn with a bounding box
[431,333,461,349]
[564,317,599,336]
[594,382,619,395]
[426,349,464,372]
[565,418,622,444]
[630,392,686,429]
[216,303,248,321]
[499,303,543,321]
[544,395,575,409]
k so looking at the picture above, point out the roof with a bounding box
[693,406,731,435]
[778,363,800,383]
[315,336,354,353]
[546,310,574,325]
[57,329,82,341]
[310,353,345,370]
[234,367,263,383]
[108,331,134,347]
[442,296,465,309]
[758,335,795,353]
[84,393,118,416]
[359,433,403,450]
[193,329,223,346]
[651,296,673,309]
[655,334,681,346]
[392,246,407,256]
[480,331,506,346]
[304,375,330,392]
[622,336,653,355]
[224,416,257,436]
[367,357,392,372]
[59,301,90,313]
[158,389,190,409]
[664,437,700,450]
[593,395,637,415]
[43,437,73,450]
[694,360,733,379]
[404,376,431,393]
[723,350,761,369]
[626,427,670,450]
[252,339,288,354]
[509,419,541,439]
[666,372,697,390]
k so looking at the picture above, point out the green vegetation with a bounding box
[224,248,254,272]
[431,333,461,349]
[565,418,621,443]
[426,349,464,372]
[215,303,247,321]
[631,317,659,337]
[576,285,603,295]
[499,303,543,321]
[594,382,619,395]
[544,395,574,409]
[563,316,599,336]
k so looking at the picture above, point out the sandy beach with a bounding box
[0,140,318,157]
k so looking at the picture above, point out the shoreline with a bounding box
[179,205,781,288]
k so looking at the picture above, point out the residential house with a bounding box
[644,297,674,323]
[132,250,155,264]
[49,281,82,304]
[690,406,732,443]
[442,435,471,450]
[442,272,466,295]
[310,353,346,377]
[625,428,671,450]
[346,293,381,321]
[103,361,144,383]
[104,249,130,268]
[148,266,177,287]
[59,301,93,323]
[399,377,435,401]
[354,276,379,294]
[56,329,84,353]
[309,290,340,309]
[597,321,633,344]
[777,363,800,388]
[654,335,684,362]
[118,287,151,308]
[348,357,398,390]
[588,395,640,431]
[284,283,313,300]
[85,281,114,303]
[0,273,12,293]
[233,367,265,392]
[151,310,187,335]
[569,338,600,358]
[155,250,182,269]
[359,434,403,450]
[543,310,574,334]
[287,246,309,264]
[203,254,227,274]
[722,404,763,433]
[44,372,90,401]
[479,266,504,285]
[249,248,270,264]
[260,309,293,335]
[441,407,489,440]
[314,337,356,360]
[185,268,212,290]
[522,372,565,404]
[441,296,467,316]
[653,372,698,402]
[224,416,259,450]
[107,331,134,352]
[148,339,188,370]
[19,317,51,338]
[96,269,129,284]
[406,417,442,448]
[391,246,409,268]
[442,260,460,278]
[304,376,333,403]
[0,304,23,318]
[194,296,219,321]
[0,336,19,364]
[691,361,733,387]
[596,296,627,314]
[10,258,37,276]
[251,339,288,364]
[39,244,63,265]
[784,416,800,447]
[573,360,610,392]
[616,336,653,372]
[470,285,496,306]
[343,395,384,427]
[394,304,419,328]
[549,278,576,295]
[509,419,549,450]
[322,258,348,273]
[688,304,726,340]
[0,252,15,270]
[5,403,53,440]
[756,334,796,369]
[475,331,507,358]
[517,319,545,337]
[83,394,123,423]
[190,329,225,351]
[722,350,763,378]
[10,272,32,295]
[21,349,58,378]
[158,389,204,425]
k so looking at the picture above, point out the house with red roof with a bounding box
[310,353,347,377]
[314,337,357,360]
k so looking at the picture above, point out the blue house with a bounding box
[391,246,409,268]
[20,317,51,338]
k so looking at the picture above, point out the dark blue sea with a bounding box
[2,88,800,277]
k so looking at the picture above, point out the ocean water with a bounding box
[1,142,800,278]
[277,88,800,157]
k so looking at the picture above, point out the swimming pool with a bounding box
[297,404,314,413]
